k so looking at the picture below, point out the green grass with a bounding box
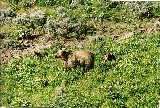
[1,33,160,107]
[1,1,159,107]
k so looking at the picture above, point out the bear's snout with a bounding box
[54,54,59,58]
[54,53,59,58]
[55,55,58,58]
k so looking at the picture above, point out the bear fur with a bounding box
[54,48,94,71]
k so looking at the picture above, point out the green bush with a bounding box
[45,6,95,40]
[125,2,160,19]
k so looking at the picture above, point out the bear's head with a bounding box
[55,48,71,61]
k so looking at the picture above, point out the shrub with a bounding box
[0,8,16,18]
[45,6,95,40]
[2,39,29,49]
[6,0,22,4]
[0,8,17,24]
[11,9,47,39]
[13,10,46,26]
[125,2,159,19]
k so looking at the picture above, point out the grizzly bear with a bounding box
[103,52,116,62]
[54,48,94,71]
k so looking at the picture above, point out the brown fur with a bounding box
[55,48,94,71]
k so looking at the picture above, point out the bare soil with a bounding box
[0,19,159,64]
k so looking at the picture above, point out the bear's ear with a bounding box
[61,50,72,61]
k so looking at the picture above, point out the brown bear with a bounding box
[103,52,116,62]
[34,50,48,58]
[54,48,94,71]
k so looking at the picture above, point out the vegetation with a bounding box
[1,1,159,40]
[1,33,160,107]
[0,0,160,107]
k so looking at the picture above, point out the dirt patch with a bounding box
[0,35,53,64]
[1,19,159,65]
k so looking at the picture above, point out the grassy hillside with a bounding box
[1,0,160,107]
[1,33,160,107]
